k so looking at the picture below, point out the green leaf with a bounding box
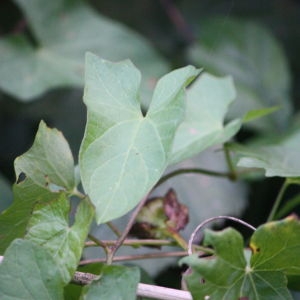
[25,196,94,284]
[243,106,280,124]
[250,215,300,276]
[182,217,300,299]
[231,127,300,177]
[170,73,241,164]
[0,121,75,253]
[0,0,168,101]
[187,18,291,132]
[0,239,64,300]
[0,178,62,254]
[0,174,12,212]
[14,120,75,192]
[79,53,199,223]
[81,265,140,300]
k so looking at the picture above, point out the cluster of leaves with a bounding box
[0,0,300,299]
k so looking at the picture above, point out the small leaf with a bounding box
[0,239,64,300]
[170,73,241,164]
[81,265,140,300]
[231,127,300,177]
[14,120,75,192]
[0,0,168,101]
[188,18,292,131]
[26,196,94,284]
[79,53,199,223]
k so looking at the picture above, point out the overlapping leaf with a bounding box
[0,121,76,253]
[25,196,94,284]
[81,265,140,300]
[0,0,168,101]
[182,216,300,299]
[231,127,300,177]
[79,53,199,224]
[187,18,292,132]
[0,239,64,300]
[170,73,241,164]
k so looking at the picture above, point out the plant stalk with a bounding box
[267,179,290,222]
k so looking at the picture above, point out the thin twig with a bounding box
[188,216,256,255]
[106,194,149,263]
[85,239,176,248]
[79,251,188,265]
[106,221,122,237]
[160,0,195,44]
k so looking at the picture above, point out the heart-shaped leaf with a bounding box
[79,53,199,223]
[170,73,242,164]
[0,0,168,101]
[26,196,94,284]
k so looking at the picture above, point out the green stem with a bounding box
[275,194,300,219]
[106,222,121,237]
[267,179,290,222]
[85,239,176,248]
[155,168,230,187]
[224,143,237,180]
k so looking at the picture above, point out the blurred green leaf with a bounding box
[0,239,64,299]
[170,73,241,164]
[243,106,280,124]
[26,196,94,284]
[187,18,292,132]
[231,127,300,177]
[81,265,140,300]
[0,0,168,101]
[182,216,300,299]
[79,53,199,224]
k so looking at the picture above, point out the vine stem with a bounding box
[85,239,176,248]
[79,251,187,265]
[224,143,237,180]
[267,178,290,222]
[155,168,230,187]
[188,216,256,255]
[106,194,149,264]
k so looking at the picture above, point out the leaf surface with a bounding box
[0,0,168,101]
[0,121,75,253]
[81,265,140,300]
[14,120,75,191]
[0,239,64,300]
[170,73,241,164]
[188,18,291,131]
[231,127,300,177]
[79,53,199,223]
[26,196,94,284]
[182,216,300,299]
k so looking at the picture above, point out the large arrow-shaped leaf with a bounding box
[79,53,199,223]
